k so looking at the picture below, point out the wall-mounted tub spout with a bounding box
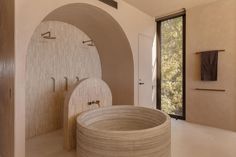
[95,100,101,107]
[51,77,56,92]
[88,100,101,108]
[76,77,80,82]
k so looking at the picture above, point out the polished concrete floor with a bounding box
[27,119,236,157]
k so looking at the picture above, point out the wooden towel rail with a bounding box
[195,49,225,54]
[195,88,226,92]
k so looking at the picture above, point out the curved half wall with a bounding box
[44,3,134,105]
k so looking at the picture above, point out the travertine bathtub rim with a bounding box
[76,105,171,134]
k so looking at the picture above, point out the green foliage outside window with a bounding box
[161,17,183,116]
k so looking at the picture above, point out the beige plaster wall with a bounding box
[15,1,155,157]
[26,21,102,138]
[0,0,15,157]
[186,0,236,131]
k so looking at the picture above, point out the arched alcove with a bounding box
[44,3,134,105]
[25,3,134,139]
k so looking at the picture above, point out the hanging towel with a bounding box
[201,51,218,81]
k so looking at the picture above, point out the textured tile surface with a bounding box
[26,21,101,138]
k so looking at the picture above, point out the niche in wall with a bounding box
[26,21,102,138]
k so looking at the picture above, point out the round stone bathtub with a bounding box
[76,106,171,157]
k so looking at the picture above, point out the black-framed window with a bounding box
[156,11,186,120]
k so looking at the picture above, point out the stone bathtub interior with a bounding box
[79,106,167,131]
[76,106,170,157]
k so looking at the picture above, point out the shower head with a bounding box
[82,40,93,44]
[82,40,95,46]
[41,31,56,40]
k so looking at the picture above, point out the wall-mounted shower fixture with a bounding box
[41,31,56,39]
[82,40,95,46]
[51,77,56,92]
[64,77,68,91]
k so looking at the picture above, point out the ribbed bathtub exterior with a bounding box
[76,106,171,157]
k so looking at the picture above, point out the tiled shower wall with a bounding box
[26,21,102,138]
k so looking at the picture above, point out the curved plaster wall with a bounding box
[26,21,102,138]
[44,3,134,106]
